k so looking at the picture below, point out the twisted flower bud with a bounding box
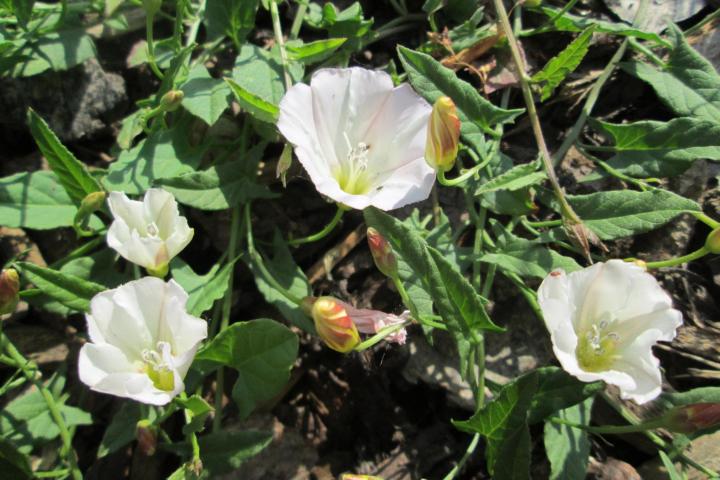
[425,96,461,173]
[367,227,397,278]
[307,296,360,353]
[661,403,720,434]
[0,269,20,315]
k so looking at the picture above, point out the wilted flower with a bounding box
[0,268,19,315]
[660,403,720,434]
[78,277,207,405]
[345,304,409,345]
[107,188,193,277]
[136,419,158,456]
[367,227,398,278]
[277,67,434,210]
[537,260,682,404]
[425,96,461,173]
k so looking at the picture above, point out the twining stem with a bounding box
[549,415,666,434]
[442,434,481,480]
[1,335,82,480]
[245,204,303,305]
[642,246,710,269]
[213,207,241,431]
[270,0,292,89]
[290,0,307,39]
[692,212,720,229]
[289,206,344,246]
[145,13,164,80]
[492,0,581,225]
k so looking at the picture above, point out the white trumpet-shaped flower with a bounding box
[78,277,207,405]
[538,260,682,404]
[107,188,193,276]
[277,67,435,210]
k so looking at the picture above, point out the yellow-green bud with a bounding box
[425,96,461,173]
[0,269,20,315]
[705,227,720,254]
[309,296,360,353]
[160,90,184,112]
[367,228,397,278]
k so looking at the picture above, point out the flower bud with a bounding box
[341,475,384,480]
[425,96,461,173]
[661,403,720,434]
[160,90,184,112]
[367,228,397,278]
[705,227,720,254]
[310,296,360,353]
[0,269,20,315]
[136,419,158,456]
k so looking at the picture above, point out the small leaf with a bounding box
[175,395,213,436]
[195,319,298,419]
[180,65,232,126]
[474,162,547,196]
[15,262,105,312]
[225,78,279,123]
[27,109,103,206]
[286,38,347,64]
[171,255,241,316]
[532,26,595,101]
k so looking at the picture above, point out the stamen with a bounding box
[146,222,159,237]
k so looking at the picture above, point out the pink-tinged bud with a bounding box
[662,403,720,434]
[136,420,158,456]
[311,296,360,353]
[425,96,461,173]
[341,475,384,480]
[367,228,397,278]
[705,227,720,254]
[0,269,20,315]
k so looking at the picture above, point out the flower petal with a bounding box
[107,192,146,233]
[78,343,135,388]
[143,188,179,239]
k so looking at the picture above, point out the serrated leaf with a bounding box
[0,171,101,230]
[544,398,593,480]
[180,65,232,126]
[532,26,595,101]
[592,117,720,177]
[195,319,298,419]
[397,46,523,154]
[27,109,103,205]
[474,162,547,196]
[286,38,347,64]
[548,189,700,240]
[15,262,105,312]
[225,78,279,123]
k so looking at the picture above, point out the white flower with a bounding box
[277,67,435,210]
[107,188,193,276]
[538,260,682,404]
[78,277,207,405]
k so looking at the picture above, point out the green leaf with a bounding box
[204,0,260,44]
[195,319,298,419]
[175,395,213,436]
[97,401,157,458]
[527,367,603,424]
[532,26,595,101]
[364,207,501,335]
[15,262,106,312]
[621,25,720,123]
[11,0,34,27]
[105,123,203,195]
[549,189,701,240]
[397,46,523,154]
[247,231,314,333]
[27,109,103,205]
[0,171,101,230]
[159,144,277,210]
[286,38,347,64]
[658,386,720,407]
[231,44,302,107]
[544,398,593,480]
[454,371,538,480]
[180,65,232,126]
[12,28,96,77]
[480,238,580,279]
[171,256,241,316]
[659,451,684,480]
[593,116,720,178]
[536,6,668,46]
[474,162,547,196]
[0,437,32,479]
[198,430,272,474]
[225,78,279,123]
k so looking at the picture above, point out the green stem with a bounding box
[185,0,206,47]
[354,320,411,352]
[180,392,202,466]
[245,204,303,305]
[505,272,543,320]
[442,434,481,480]
[35,469,71,478]
[391,275,420,323]
[289,206,344,246]
[549,416,665,434]
[173,0,187,47]
[270,0,292,90]
[643,247,710,269]
[492,0,581,225]
[2,336,82,480]
[628,37,666,67]
[437,161,489,187]
[691,212,720,229]
[684,7,720,36]
[213,207,241,432]
[145,13,164,79]
[520,0,580,36]
[289,0,307,39]
[525,218,563,228]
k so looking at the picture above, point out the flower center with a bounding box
[336,136,372,195]
[576,320,620,372]
[146,222,160,238]
[141,341,175,391]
